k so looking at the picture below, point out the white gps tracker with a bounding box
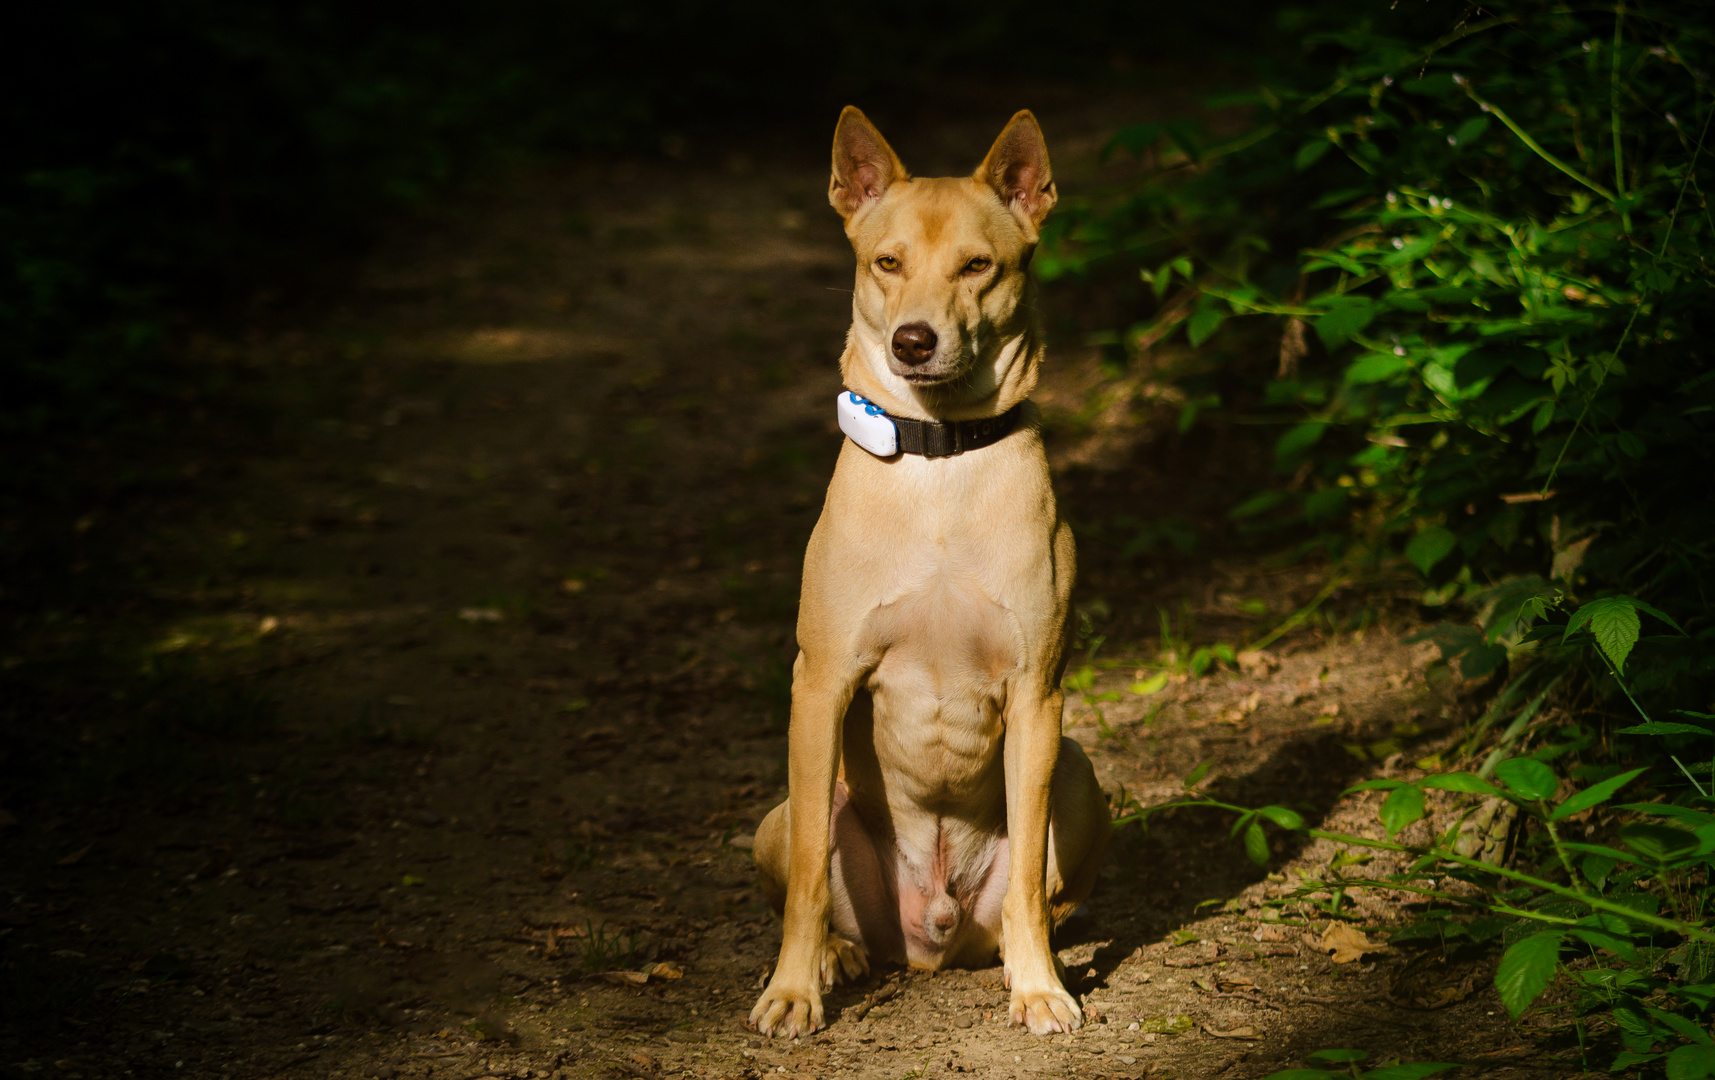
[837,391,899,457]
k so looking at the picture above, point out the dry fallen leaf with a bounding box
[1205,1024,1260,1039]
[645,961,684,980]
[600,971,651,986]
[1252,923,1288,942]
[56,843,94,867]
[1237,649,1280,677]
[1319,922,1384,963]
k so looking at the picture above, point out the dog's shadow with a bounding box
[809,719,1388,1025]
[1053,719,1404,996]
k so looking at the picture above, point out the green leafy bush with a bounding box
[1048,0,1713,683]
[1074,1,1715,1068]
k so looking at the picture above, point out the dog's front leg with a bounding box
[749,652,852,1038]
[1002,688,1082,1034]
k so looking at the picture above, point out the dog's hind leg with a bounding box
[754,781,898,991]
[1046,737,1111,927]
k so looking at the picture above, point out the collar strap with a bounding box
[839,390,1022,458]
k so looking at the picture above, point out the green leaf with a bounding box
[1406,527,1458,575]
[1295,139,1333,170]
[1617,722,1711,736]
[1560,841,1638,864]
[1630,599,1686,633]
[1244,821,1270,865]
[1183,760,1211,789]
[1129,673,1169,696]
[1618,823,1700,862]
[1315,297,1377,348]
[1667,1045,1715,1080]
[1646,1014,1715,1056]
[1494,931,1563,1017]
[1581,853,1617,888]
[1655,1008,1715,1046]
[1569,913,1637,960]
[1495,757,1558,800]
[1345,352,1410,384]
[1229,491,1290,520]
[1258,805,1305,830]
[1420,772,1501,796]
[1451,115,1491,146]
[1421,362,1459,398]
[1345,779,1406,793]
[1362,1066,1463,1080]
[1550,767,1647,821]
[1380,785,1426,837]
[1530,400,1554,433]
[1304,487,1350,523]
[1188,305,1227,347]
[1563,596,1641,674]
[1457,643,1507,680]
[1275,422,1327,468]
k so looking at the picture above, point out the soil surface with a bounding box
[2,98,1572,1079]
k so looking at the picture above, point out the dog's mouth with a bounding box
[900,370,958,386]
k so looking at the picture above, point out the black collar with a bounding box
[875,398,1023,458]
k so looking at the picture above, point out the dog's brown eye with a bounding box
[876,255,900,272]
[965,257,993,274]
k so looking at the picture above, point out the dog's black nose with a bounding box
[891,323,938,366]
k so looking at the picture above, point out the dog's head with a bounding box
[829,107,1057,419]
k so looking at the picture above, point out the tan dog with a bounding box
[747,107,1110,1039]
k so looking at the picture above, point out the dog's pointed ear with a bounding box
[830,106,907,223]
[977,110,1057,239]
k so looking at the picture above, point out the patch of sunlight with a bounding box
[151,613,280,655]
[431,327,637,364]
[250,579,335,606]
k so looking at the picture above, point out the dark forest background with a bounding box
[6,1,1714,1072]
[2,0,1272,430]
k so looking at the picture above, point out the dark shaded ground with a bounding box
[1,93,1570,1079]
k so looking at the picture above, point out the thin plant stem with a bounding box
[1478,678,1560,777]
[1248,573,1349,652]
[1611,2,1631,232]
[1115,798,1715,943]
[1194,17,1518,166]
[1543,105,1712,494]
[1671,756,1710,799]
[1305,826,1715,943]
[1542,816,1589,895]
[1456,76,1617,202]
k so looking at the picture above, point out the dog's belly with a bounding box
[846,571,1021,967]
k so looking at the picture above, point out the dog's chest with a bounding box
[856,563,1020,798]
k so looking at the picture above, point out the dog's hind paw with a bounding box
[820,933,869,989]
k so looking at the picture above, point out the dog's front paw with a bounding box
[749,979,824,1038]
[820,933,869,989]
[1008,983,1082,1034]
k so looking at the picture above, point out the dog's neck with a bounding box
[839,323,1043,423]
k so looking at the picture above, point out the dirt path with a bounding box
[3,103,1561,1080]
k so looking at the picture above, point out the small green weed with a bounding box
[576,919,643,974]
